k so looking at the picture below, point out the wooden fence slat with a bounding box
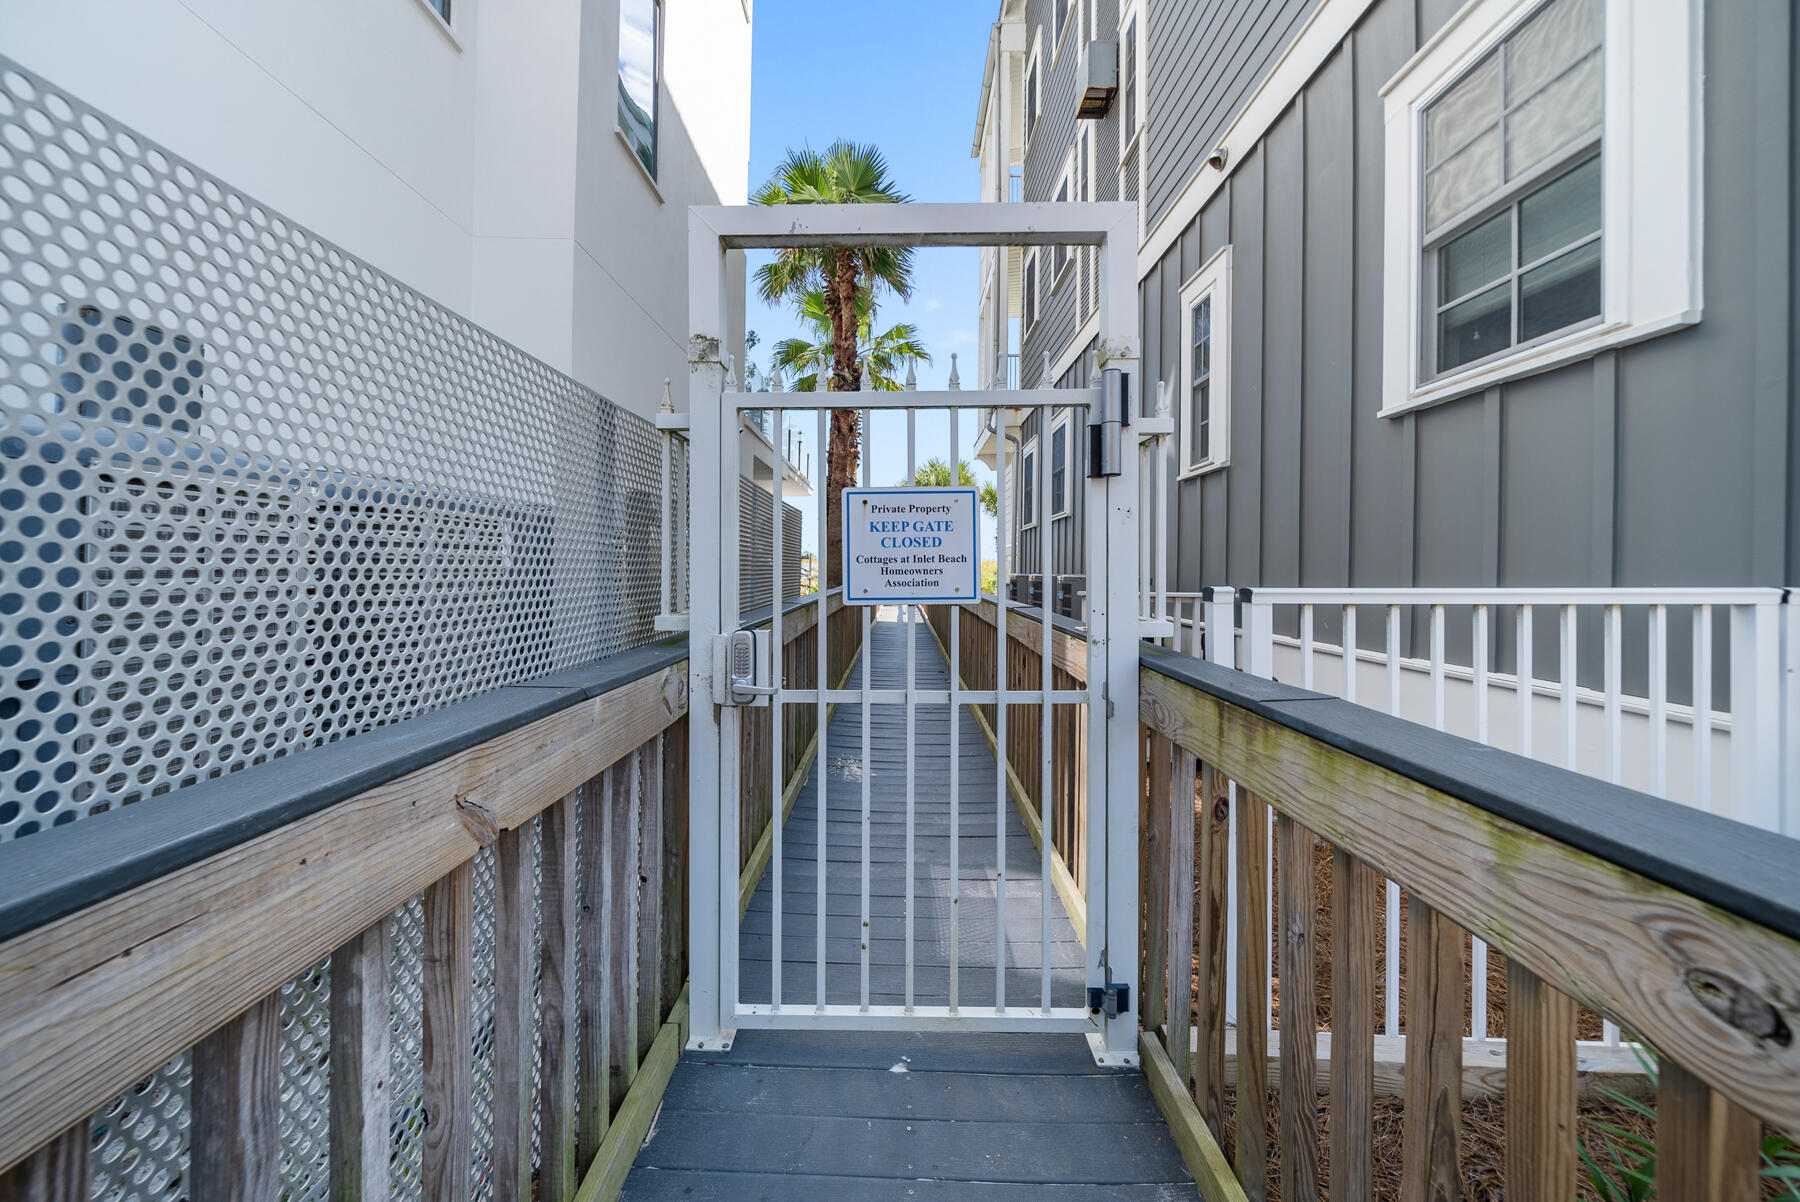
[1194,765,1230,1147]
[1400,896,1463,1202]
[1276,815,1320,1200]
[191,991,282,1202]
[661,719,690,1014]
[420,863,473,1202]
[1505,961,1578,1202]
[605,757,640,1115]
[1236,790,1271,1201]
[636,740,664,1063]
[328,918,390,1202]
[490,823,536,1202]
[1143,727,1170,1033]
[539,794,581,1202]
[1329,848,1376,1202]
[0,1121,88,1202]
[1166,745,1197,1091]
[1657,1060,1761,1202]
[577,777,610,1168]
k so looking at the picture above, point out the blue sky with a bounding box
[746,0,999,559]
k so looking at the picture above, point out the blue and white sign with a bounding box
[843,486,980,605]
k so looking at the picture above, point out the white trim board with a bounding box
[1136,0,1375,276]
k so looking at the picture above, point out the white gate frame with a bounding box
[685,202,1143,1062]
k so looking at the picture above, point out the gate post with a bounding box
[686,210,735,1050]
[1089,205,1143,1065]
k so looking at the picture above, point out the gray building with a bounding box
[973,0,1797,610]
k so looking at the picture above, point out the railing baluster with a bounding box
[636,743,664,1056]
[1194,764,1230,1144]
[491,822,537,1201]
[1167,743,1197,1091]
[1329,848,1376,1202]
[1657,1059,1760,1201]
[329,918,391,1202]
[0,1120,88,1202]
[578,778,610,1164]
[539,794,581,1200]
[1276,814,1320,1198]
[1384,605,1402,1037]
[1471,605,1491,1041]
[1400,896,1462,1202]
[1504,962,1578,1201]
[1143,728,1171,1036]
[1693,604,1714,813]
[1235,788,1271,1201]
[420,863,474,1202]
[1650,603,1670,797]
[606,758,641,1113]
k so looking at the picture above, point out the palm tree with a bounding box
[902,458,998,519]
[769,288,930,392]
[753,141,913,587]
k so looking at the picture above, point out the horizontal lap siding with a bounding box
[1145,0,1794,635]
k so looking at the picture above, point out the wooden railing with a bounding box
[0,642,693,1200]
[1136,641,1800,1200]
[924,598,1089,930]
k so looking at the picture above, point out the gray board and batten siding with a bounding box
[1136,0,1797,687]
[1012,0,1795,687]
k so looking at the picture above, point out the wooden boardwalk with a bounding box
[622,609,1194,1199]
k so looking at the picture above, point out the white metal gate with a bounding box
[683,203,1145,1063]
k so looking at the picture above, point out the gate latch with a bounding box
[715,630,775,707]
[1088,981,1131,1019]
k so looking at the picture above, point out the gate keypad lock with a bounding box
[720,629,775,707]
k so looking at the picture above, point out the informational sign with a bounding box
[843,486,980,605]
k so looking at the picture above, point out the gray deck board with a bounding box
[620,611,1195,1199]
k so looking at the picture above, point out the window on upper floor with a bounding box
[1121,11,1139,148]
[1179,247,1232,476]
[1051,153,1073,283]
[1025,44,1042,146]
[1020,437,1038,528]
[1381,0,1703,416]
[1053,0,1076,56]
[617,0,661,180]
[1050,413,1070,517]
[1023,251,1039,336]
[424,0,451,20]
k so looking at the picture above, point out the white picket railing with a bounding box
[1155,584,1795,1047]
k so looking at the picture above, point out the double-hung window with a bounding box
[1120,12,1139,147]
[1050,414,1070,517]
[1023,251,1039,336]
[1423,0,1602,377]
[617,0,662,180]
[1051,153,1073,283]
[1052,0,1075,55]
[1179,247,1232,475]
[1020,438,1038,528]
[1381,0,1702,414]
[1025,46,1042,146]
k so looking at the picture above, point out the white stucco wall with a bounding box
[0,0,752,418]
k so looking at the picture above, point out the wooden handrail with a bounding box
[0,647,692,1187]
[1137,642,1800,1196]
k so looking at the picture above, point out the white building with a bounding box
[0,0,752,424]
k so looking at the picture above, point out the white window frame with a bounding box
[1022,248,1040,337]
[1117,0,1144,163]
[1380,0,1702,417]
[410,0,462,47]
[615,0,665,194]
[1024,38,1044,152]
[1051,149,1076,288]
[1020,436,1040,530]
[1179,245,1232,477]
[1049,411,1073,518]
[1052,0,1080,64]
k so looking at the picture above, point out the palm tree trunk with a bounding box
[823,248,861,589]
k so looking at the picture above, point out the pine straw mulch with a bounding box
[1167,818,1700,1200]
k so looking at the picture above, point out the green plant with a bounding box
[899,458,997,519]
[1579,1039,1800,1200]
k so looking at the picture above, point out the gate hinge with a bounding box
[1088,981,1131,1020]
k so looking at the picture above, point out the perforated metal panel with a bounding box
[0,57,665,841]
[0,55,669,1202]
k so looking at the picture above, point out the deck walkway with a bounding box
[621,609,1194,1199]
